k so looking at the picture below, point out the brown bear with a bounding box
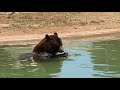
[19,33,68,61]
[32,33,64,55]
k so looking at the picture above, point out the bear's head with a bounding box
[33,33,64,55]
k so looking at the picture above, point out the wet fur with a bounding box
[33,33,63,55]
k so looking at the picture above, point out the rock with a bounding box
[74,27,77,29]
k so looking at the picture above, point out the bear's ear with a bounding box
[45,34,50,40]
[54,32,58,37]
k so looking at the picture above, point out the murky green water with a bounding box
[0,39,120,78]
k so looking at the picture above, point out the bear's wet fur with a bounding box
[33,33,64,55]
[19,33,68,61]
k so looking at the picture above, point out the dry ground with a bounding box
[0,12,120,45]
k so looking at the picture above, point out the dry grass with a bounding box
[0,12,120,45]
[0,12,120,30]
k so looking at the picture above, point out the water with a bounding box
[0,39,120,78]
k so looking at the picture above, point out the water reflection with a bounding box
[0,41,95,78]
[18,58,65,78]
[90,40,120,78]
[0,39,120,78]
[57,41,94,78]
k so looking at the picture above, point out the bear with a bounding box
[19,33,68,61]
[32,32,64,56]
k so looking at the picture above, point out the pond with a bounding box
[0,39,120,78]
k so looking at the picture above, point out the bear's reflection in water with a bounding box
[19,52,68,77]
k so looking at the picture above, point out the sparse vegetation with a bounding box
[0,12,120,45]
[0,12,120,30]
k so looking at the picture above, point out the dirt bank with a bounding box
[0,26,120,45]
[0,12,120,45]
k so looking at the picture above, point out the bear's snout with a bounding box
[59,46,64,52]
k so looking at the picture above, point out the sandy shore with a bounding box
[0,26,120,45]
[1,12,120,45]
